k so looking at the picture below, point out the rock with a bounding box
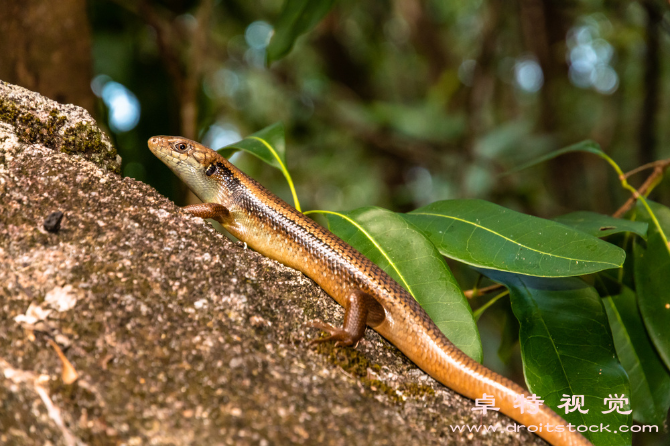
[0,81,544,445]
[0,81,120,174]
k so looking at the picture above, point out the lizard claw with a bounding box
[306,319,354,346]
[306,320,337,332]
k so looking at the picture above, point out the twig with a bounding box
[464,283,502,299]
[613,163,669,218]
[47,338,79,385]
[473,290,509,321]
[622,158,670,179]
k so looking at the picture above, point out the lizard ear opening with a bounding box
[205,164,217,176]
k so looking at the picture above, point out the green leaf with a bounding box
[481,269,632,446]
[554,211,648,239]
[405,199,625,277]
[505,140,608,175]
[220,122,301,211]
[497,305,520,364]
[632,200,670,370]
[596,233,637,294]
[308,207,483,363]
[267,0,334,63]
[220,122,285,170]
[602,285,670,425]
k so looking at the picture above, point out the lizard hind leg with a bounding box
[308,290,385,347]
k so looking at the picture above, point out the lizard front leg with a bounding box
[182,203,230,223]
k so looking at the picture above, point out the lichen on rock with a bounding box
[0,81,120,173]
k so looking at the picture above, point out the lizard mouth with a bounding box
[147,136,165,154]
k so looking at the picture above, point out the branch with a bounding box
[613,161,670,217]
[464,283,502,299]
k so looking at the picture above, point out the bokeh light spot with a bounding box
[514,59,543,93]
[97,80,141,133]
[566,19,619,94]
[203,123,242,150]
[245,21,273,50]
[591,65,619,95]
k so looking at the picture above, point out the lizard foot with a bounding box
[306,320,356,347]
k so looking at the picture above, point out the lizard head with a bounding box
[148,136,239,205]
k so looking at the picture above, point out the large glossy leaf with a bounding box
[481,269,632,446]
[554,211,648,240]
[310,207,483,363]
[220,122,301,211]
[405,199,625,277]
[602,285,670,425]
[633,200,670,370]
[267,0,334,63]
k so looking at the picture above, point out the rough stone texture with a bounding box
[0,82,546,446]
[0,81,120,174]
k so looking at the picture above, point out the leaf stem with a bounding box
[464,283,502,299]
[248,135,301,212]
[613,163,668,217]
[473,290,509,321]
[597,152,670,256]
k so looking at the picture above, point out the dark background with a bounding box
[3,0,669,217]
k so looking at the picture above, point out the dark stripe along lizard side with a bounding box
[148,136,592,446]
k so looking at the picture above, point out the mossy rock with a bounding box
[0,80,121,173]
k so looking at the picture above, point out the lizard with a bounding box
[148,135,592,446]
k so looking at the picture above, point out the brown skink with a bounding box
[148,135,591,446]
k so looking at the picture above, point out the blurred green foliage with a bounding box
[88,0,670,219]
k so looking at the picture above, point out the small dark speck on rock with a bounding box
[43,210,64,233]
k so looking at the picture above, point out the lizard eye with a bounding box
[174,142,188,152]
[205,164,216,176]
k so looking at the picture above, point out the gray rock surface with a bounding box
[0,80,120,174]
[0,81,545,445]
